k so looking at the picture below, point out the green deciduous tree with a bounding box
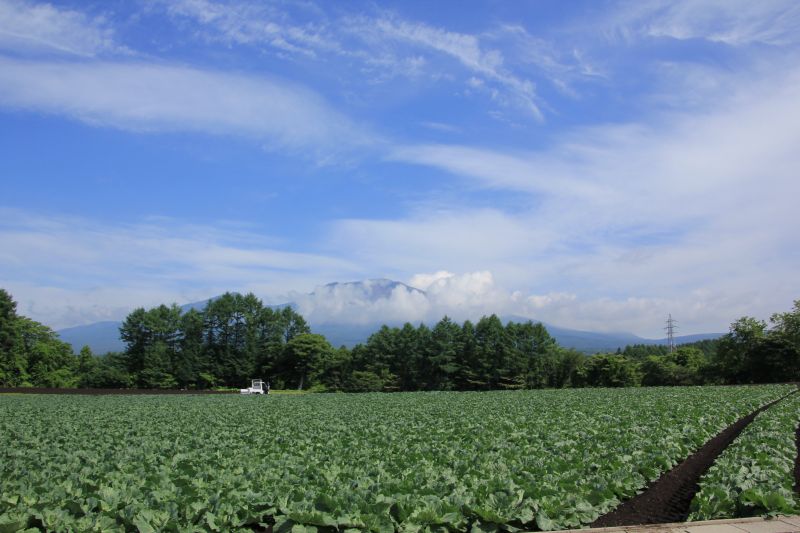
[0,291,80,387]
[283,333,334,390]
[585,354,640,387]
[314,346,353,391]
[0,289,26,386]
[770,300,800,354]
[17,317,77,387]
[82,353,133,388]
[715,317,768,383]
[139,342,178,389]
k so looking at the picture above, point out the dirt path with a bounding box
[794,418,800,495]
[592,391,796,528]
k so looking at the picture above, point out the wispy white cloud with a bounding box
[489,24,605,97]
[606,0,800,46]
[346,15,543,120]
[161,0,337,57]
[419,121,461,134]
[388,143,603,197]
[0,56,373,157]
[155,0,800,122]
[158,0,561,120]
[393,62,800,209]
[327,208,551,279]
[0,0,121,56]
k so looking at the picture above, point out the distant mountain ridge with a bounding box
[57,321,125,355]
[56,280,723,354]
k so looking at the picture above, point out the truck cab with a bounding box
[240,379,269,395]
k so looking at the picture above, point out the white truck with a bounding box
[240,379,269,395]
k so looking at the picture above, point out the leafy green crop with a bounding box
[0,386,792,532]
[689,392,800,521]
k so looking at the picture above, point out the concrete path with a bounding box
[555,516,800,533]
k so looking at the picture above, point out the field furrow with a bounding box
[688,392,800,520]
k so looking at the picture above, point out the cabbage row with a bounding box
[689,392,800,521]
[0,386,792,533]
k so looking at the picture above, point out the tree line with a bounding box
[1,288,799,391]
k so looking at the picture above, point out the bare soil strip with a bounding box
[794,418,800,495]
[591,391,797,528]
[0,387,234,395]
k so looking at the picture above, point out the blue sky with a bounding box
[1,0,799,336]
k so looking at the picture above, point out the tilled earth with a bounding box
[592,390,798,527]
[0,387,235,395]
[795,416,800,494]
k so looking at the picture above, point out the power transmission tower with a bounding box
[665,314,677,353]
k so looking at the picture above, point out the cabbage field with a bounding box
[0,385,797,532]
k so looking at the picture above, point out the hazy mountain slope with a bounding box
[57,321,125,354]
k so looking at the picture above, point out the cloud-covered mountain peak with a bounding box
[316,278,425,303]
[298,278,428,325]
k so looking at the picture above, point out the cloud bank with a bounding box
[0,209,359,329]
[281,271,761,339]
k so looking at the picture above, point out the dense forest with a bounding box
[1,288,799,391]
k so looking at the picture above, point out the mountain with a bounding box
[179,298,216,313]
[311,279,425,301]
[313,323,390,348]
[540,327,721,353]
[57,321,126,355]
[651,333,723,345]
[56,281,723,354]
[537,324,644,353]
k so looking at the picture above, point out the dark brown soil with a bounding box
[591,392,795,528]
[794,419,800,494]
[0,387,236,395]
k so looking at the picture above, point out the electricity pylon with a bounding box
[665,314,678,353]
